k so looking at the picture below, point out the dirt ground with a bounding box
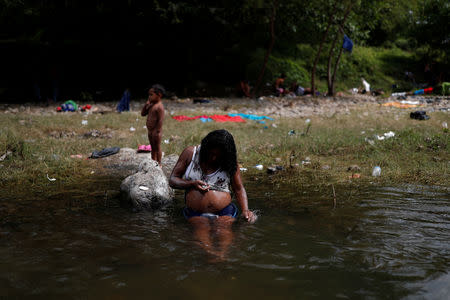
[1,94,449,117]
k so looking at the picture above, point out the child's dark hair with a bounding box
[200,129,237,177]
[280,73,287,79]
[151,84,166,96]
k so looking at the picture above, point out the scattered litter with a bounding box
[351,88,358,94]
[254,164,263,170]
[391,92,406,97]
[361,131,366,134]
[384,131,395,138]
[139,186,149,191]
[376,135,385,141]
[193,99,211,104]
[0,151,12,161]
[81,120,88,125]
[272,123,277,128]
[239,168,247,172]
[301,157,311,165]
[322,165,331,170]
[164,139,170,144]
[275,157,281,162]
[46,174,56,182]
[365,137,375,146]
[288,130,296,136]
[136,118,139,122]
[80,104,92,112]
[349,173,361,179]
[83,130,112,139]
[130,127,136,132]
[410,111,430,120]
[143,125,147,129]
[399,100,420,105]
[441,122,448,129]
[372,166,381,177]
[362,78,370,93]
[347,165,361,172]
[305,119,311,124]
[267,165,284,174]
[90,171,95,174]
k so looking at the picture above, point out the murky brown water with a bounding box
[1,182,449,299]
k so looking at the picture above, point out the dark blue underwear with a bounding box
[183,203,238,220]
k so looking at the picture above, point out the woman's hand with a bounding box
[191,180,210,192]
[242,209,257,223]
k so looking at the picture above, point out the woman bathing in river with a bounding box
[169,129,256,258]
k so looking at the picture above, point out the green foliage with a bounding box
[247,48,310,87]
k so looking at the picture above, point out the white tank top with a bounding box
[183,146,231,193]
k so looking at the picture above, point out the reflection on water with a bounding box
[0,183,449,299]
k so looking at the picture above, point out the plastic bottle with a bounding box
[372,166,381,177]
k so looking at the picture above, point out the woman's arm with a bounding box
[231,167,256,223]
[169,147,209,191]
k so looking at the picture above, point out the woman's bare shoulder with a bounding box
[179,146,195,161]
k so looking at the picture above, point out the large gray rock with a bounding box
[101,147,178,179]
[161,154,179,179]
[120,158,174,210]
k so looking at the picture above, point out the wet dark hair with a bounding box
[200,129,237,177]
[151,84,166,96]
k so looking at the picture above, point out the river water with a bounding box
[1,182,449,299]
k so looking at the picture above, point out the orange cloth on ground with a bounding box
[382,102,421,109]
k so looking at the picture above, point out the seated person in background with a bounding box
[290,81,305,96]
[117,88,131,112]
[238,79,251,98]
[169,129,256,259]
[275,73,287,96]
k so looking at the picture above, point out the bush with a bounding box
[246,48,310,87]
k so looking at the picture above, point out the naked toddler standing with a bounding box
[141,84,165,164]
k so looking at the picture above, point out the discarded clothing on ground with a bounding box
[172,115,209,121]
[410,111,430,120]
[59,100,78,112]
[172,115,245,123]
[414,87,433,95]
[382,101,422,109]
[137,145,151,153]
[228,113,274,121]
[209,115,246,122]
[90,147,120,158]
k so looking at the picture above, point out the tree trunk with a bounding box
[311,1,337,96]
[253,0,278,96]
[327,2,354,96]
[329,46,344,95]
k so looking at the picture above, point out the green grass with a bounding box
[1,104,448,201]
